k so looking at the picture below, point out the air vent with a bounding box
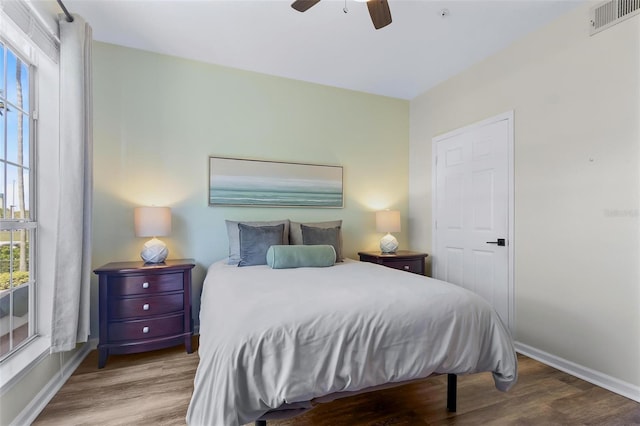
[590,0,640,35]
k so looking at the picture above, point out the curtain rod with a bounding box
[56,0,74,22]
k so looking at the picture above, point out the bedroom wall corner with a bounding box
[0,341,93,426]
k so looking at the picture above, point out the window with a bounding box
[0,41,36,359]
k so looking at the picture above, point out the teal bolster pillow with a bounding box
[266,245,336,269]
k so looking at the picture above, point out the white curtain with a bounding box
[50,15,93,353]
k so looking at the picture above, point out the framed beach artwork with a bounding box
[209,157,343,208]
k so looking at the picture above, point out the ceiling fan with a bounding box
[291,0,392,30]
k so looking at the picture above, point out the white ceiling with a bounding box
[40,0,582,99]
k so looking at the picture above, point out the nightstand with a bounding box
[93,259,196,368]
[358,250,428,275]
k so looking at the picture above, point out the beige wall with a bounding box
[409,3,639,389]
[92,42,410,332]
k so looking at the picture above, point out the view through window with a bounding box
[0,41,35,359]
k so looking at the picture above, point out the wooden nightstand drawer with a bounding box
[110,272,183,297]
[383,259,423,274]
[358,251,428,276]
[108,314,184,342]
[110,293,184,320]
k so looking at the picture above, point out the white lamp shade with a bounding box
[134,207,171,237]
[376,210,401,233]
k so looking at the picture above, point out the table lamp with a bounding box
[376,210,400,253]
[134,206,171,263]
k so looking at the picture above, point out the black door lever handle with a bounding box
[486,238,506,246]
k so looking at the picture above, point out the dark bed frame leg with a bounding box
[255,376,456,423]
[447,373,457,412]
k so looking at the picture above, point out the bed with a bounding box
[186,256,517,426]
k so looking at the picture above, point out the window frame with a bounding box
[0,0,61,393]
[0,39,38,362]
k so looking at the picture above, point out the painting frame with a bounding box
[209,157,344,208]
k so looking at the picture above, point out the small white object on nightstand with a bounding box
[134,206,171,263]
[376,210,400,253]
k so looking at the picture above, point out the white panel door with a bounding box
[433,114,513,330]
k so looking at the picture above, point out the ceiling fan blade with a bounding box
[291,0,322,13]
[367,0,392,29]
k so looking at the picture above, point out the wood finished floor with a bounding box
[33,337,640,426]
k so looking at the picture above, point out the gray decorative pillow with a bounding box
[290,220,343,261]
[238,223,285,267]
[301,224,342,262]
[226,219,290,265]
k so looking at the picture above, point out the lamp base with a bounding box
[141,237,168,263]
[380,233,398,253]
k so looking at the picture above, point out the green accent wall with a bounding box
[92,42,410,332]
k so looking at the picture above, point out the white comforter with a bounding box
[187,259,517,426]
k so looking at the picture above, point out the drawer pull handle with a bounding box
[142,326,150,334]
[142,282,149,289]
[143,303,150,311]
[404,265,410,270]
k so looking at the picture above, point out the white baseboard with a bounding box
[10,338,98,426]
[515,341,640,403]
